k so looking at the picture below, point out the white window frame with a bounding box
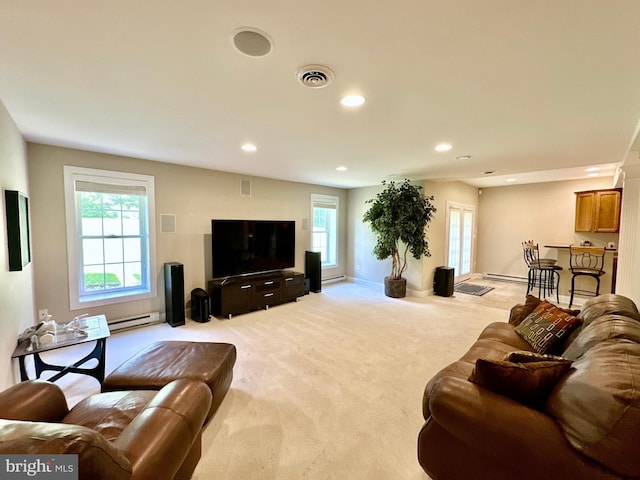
[64,166,157,310]
[311,194,339,269]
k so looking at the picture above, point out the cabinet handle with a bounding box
[264,281,274,285]
[264,292,274,297]
[241,285,251,289]
[285,277,293,282]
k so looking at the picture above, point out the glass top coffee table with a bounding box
[11,314,110,384]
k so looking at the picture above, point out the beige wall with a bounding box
[421,180,480,291]
[347,180,479,293]
[0,101,34,390]
[476,177,618,277]
[348,175,623,298]
[28,143,347,323]
[476,177,620,300]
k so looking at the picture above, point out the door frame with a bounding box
[444,201,477,283]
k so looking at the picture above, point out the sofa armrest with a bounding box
[0,419,132,480]
[113,379,212,480]
[0,380,68,421]
[428,377,616,479]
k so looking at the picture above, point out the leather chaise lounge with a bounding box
[418,293,640,480]
[0,378,211,480]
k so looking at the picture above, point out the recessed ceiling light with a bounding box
[241,143,257,152]
[336,166,347,171]
[586,167,600,172]
[456,155,471,161]
[587,173,600,177]
[340,95,365,107]
[506,178,516,183]
[435,143,452,152]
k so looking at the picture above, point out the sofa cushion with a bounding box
[422,322,533,419]
[515,300,581,353]
[560,293,640,355]
[469,355,572,409]
[545,314,640,478]
[509,295,543,326]
[0,419,132,480]
[63,390,156,442]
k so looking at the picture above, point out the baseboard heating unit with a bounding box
[108,312,161,332]
[322,275,347,285]
[483,273,528,284]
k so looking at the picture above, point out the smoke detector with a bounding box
[296,64,334,88]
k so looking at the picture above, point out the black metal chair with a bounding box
[568,246,606,307]
[522,241,562,302]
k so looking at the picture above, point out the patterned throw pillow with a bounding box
[503,350,568,363]
[469,355,573,409]
[515,300,581,354]
[509,295,580,327]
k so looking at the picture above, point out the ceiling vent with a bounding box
[296,65,334,88]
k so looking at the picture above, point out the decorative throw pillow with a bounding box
[503,350,568,363]
[515,300,581,353]
[509,295,580,327]
[469,356,573,409]
[509,295,542,326]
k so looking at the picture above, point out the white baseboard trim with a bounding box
[347,276,431,297]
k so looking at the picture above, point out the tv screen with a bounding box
[212,220,295,278]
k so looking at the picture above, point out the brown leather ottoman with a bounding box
[102,341,236,422]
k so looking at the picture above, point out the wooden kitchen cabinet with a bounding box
[574,188,622,233]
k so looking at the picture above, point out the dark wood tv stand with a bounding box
[208,270,305,319]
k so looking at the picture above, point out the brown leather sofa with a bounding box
[0,378,211,480]
[418,293,640,480]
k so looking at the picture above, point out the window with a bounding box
[64,166,157,310]
[311,194,338,268]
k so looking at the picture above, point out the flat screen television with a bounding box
[211,219,295,278]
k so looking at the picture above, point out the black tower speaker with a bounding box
[434,266,454,297]
[164,262,185,327]
[305,250,322,293]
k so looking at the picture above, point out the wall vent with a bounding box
[240,179,251,196]
[161,214,176,233]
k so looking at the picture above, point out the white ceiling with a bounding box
[2,1,640,189]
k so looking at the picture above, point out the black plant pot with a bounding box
[384,276,407,298]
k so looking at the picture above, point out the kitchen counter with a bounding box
[544,244,617,252]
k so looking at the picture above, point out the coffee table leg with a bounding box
[18,356,29,381]
[33,338,107,384]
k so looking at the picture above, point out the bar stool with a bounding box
[568,246,606,307]
[522,241,562,302]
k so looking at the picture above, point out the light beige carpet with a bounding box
[31,279,527,480]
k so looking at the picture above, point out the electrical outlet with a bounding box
[38,309,48,320]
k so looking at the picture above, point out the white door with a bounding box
[446,202,476,283]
